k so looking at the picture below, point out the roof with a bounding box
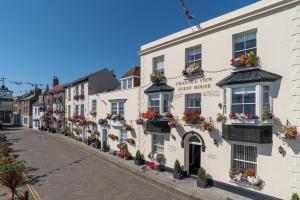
[144,83,174,94]
[46,85,64,95]
[121,66,140,79]
[32,99,44,107]
[66,68,120,95]
[216,68,282,87]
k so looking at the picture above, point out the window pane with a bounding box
[163,94,170,113]
[231,105,243,113]
[244,104,256,114]
[244,93,255,103]
[234,35,244,52]
[245,32,256,49]
[153,56,164,74]
[122,80,127,90]
[234,51,245,58]
[128,78,133,88]
[246,49,257,56]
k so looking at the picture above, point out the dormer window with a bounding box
[121,77,134,90]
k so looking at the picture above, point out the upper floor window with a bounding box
[80,84,84,95]
[232,144,257,171]
[186,47,201,66]
[68,105,71,117]
[234,32,256,59]
[75,105,79,115]
[111,101,124,116]
[153,56,164,75]
[231,86,255,114]
[68,88,71,101]
[80,104,84,116]
[186,94,201,113]
[91,100,97,111]
[121,78,133,90]
[75,86,79,96]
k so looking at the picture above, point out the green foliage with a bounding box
[0,160,26,173]
[83,139,88,144]
[291,193,300,200]
[197,167,207,181]
[117,143,127,150]
[102,141,107,150]
[96,139,101,149]
[174,160,181,172]
[135,150,143,160]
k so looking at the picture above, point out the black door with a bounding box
[189,144,201,175]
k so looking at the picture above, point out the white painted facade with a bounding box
[32,105,44,130]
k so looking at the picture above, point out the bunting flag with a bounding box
[180,0,195,20]
[7,80,43,87]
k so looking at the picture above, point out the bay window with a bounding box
[262,86,270,112]
[231,86,256,114]
[148,93,171,114]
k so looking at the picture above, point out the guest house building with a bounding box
[65,68,120,139]
[95,1,300,199]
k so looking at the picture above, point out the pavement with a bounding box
[0,128,252,200]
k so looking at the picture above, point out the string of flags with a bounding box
[180,0,195,20]
[7,81,43,87]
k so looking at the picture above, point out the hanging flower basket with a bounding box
[108,134,118,141]
[124,124,133,131]
[202,121,215,131]
[136,118,144,125]
[168,118,179,128]
[126,138,135,145]
[98,119,108,125]
[182,111,204,125]
[73,95,80,101]
[150,72,166,84]
[90,110,97,116]
[279,125,298,140]
[106,114,112,120]
[111,114,124,121]
[79,94,85,100]
[231,52,259,69]
[216,113,227,123]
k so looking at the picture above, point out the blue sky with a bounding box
[0,0,259,94]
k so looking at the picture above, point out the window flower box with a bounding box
[168,118,179,128]
[150,72,166,85]
[182,62,203,77]
[143,111,161,120]
[230,52,259,70]
[108,134,118,141]
[228,113,257,124]
[229,168,264,189]
[182,111,205,125]
[98,119,108,126]
[110,115,125,127]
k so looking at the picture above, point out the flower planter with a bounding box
[134,159,145,166]
[197,179,207,188]
[229,118,256,124]
[173,171,182,180]
[110,119,126,127]
[261,119,273,125]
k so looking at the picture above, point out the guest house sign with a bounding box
[175,77,220,97]
[176,77,213,91]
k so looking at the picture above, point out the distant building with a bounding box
[0,83,13,126]
[32,95,45,130]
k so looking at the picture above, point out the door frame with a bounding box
[184,133,203,175]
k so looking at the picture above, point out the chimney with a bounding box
[53,76,59,87]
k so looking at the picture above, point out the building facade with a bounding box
[136,1,300,199]
[0,84,13,126]
[32,95,45,130]
[65,68,120,139]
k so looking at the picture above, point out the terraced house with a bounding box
[65,68,120,139]
[93,0,300,199]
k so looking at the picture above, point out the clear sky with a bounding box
[0,0,259,94]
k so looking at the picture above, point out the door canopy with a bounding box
[181,131,206,152]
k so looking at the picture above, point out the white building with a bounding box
[65,68,120,139]
[96,1,300,199]
[32,95,45,130]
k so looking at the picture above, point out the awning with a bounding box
[216,69,282,87]
[144,83,174,94]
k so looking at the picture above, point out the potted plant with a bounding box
[102,141,108,152]
[98,119,108,125]
[126,138,135,145]
[230,51,259,69]
[136,118,144,125]
[279,125,298,140]
[156,153,166,171]
[168,118,179,128]
[108,134,118,141]
[124,124,133,131]
[202,121,214,131]
[143,111,160,120]
[197,167,207,188]
[291,193,300,200]
[182,62,203,77]
[134,150,145,165]
[261,112,273,123]
[173,160,182,180]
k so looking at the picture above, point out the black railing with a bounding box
[146,120,170,133]
[222,125,272,144]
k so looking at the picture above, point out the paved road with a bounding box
[2,128,195,200]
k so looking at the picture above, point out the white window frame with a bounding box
[225,83,273,118]
[185,93,201,113]
[233,31,257,59]
[120,129,127,144]
[147,92,171,114]
[232,143,258,171]
[121,77,134,90]
[231,86,256,114]
[153,55,165,75]
[186,46,202,66]
[91,99,97,111]
[153,133,164,153]
[110,100,125,116]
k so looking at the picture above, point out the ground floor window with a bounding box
[120,129,127,143]
[232,144,257,171]
[153,134,164,153]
